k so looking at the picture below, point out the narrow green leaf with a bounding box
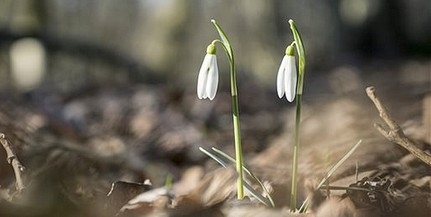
[288,19,305,71]
[211,19,233,59]
[243,180,273,207]
[199,147,229,168]
[211,147,275,207]
[199,147,274,207]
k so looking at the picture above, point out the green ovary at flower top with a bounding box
[197,43,219,100]
[276,44,297,102]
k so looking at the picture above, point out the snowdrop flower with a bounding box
[197,43,219,100]
[276,45,297,102]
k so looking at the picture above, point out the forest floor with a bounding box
[0,60,430,217]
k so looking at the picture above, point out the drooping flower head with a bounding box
[276,44,297,102]
[197,43,219,100]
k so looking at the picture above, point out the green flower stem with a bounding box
[211,20,244,199]
[230,57,245,200]
[288,19,306,211]
[290,93,302,211]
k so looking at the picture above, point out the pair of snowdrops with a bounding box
[197,43,297,102]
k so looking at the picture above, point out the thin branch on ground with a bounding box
[0,133,25,192]
[366,86,431,166]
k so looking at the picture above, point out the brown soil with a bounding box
[0,63,430,217]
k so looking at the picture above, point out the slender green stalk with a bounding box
[230,52,244,199]
[211,20,244,199]
[288,19,306,212]
[290,93,302,211]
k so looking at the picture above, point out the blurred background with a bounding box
[0,0,430,93]
[0,0,430,216]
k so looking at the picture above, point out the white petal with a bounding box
[285,55,297,102]
[206,56,219,100]
[202,87,208,99]
[276,56,288,98]
[197,54,212,99]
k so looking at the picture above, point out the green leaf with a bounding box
[288,19,305,72]
[211,19,233,60]
[199,147,229,168]
[199,147,275,207]
[211,147,275,207]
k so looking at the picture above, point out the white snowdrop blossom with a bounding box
[276,45,297,102]
[197,44,219,100]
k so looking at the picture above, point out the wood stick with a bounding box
[366,86,431,166]
[0,133,25,192]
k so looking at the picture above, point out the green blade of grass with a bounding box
[298,139,362,212]
[316,140,362,189]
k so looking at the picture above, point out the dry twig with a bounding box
[0,133,25,192]
[366,86,431,166]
